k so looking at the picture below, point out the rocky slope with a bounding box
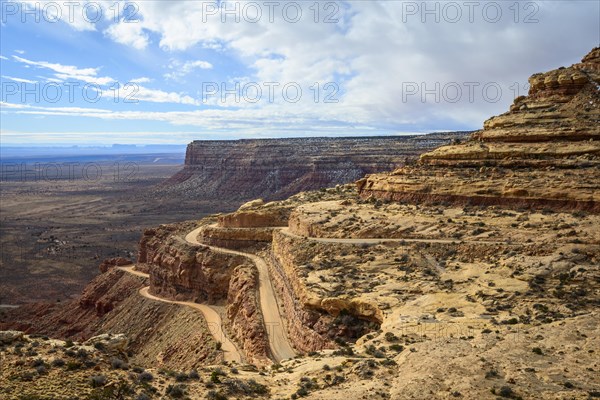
[1,49,599,399]
[359,48,600,212]
[162,133,469,201]
[226,264,271,365]
[3,190,598,399]
[0,267,222,371]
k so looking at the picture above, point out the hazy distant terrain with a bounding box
[0,144,187,159]
[0,155,236,304]
[0,135,464,304]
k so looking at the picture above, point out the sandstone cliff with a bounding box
[226,264,271,365]
[359,48,600,212]
[162,134,468,201]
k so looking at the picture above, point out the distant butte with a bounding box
[160,133,469,202]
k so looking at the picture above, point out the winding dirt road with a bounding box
[118,224,512,365]
[116,266,242,363]
[278,227,508,245]
[117,265,149,278]
[184,227,297,362]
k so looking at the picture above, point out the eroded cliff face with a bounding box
[359,48,600,212]
[138,222,275,364]
[268,229,382,353]
[266,244,337,354]
[162,134,468,201]
[226,264,270,365]
[146,241,244,304]
[138,224,246,303]
[199,225,275,250]
[198,202,295,249]
[0,269,143,339]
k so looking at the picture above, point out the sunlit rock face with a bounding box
[359,48,600,213]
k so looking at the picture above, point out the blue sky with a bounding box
[1,0,598,145]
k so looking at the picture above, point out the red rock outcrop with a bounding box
[198,202,296,249]
[267,229,375,353]
[226,264,271,365]
[138,221,274,363]
[359,48,600,212]
[141,233,246,303]
[218,208,291,228]
[199,225,275,250]
[98,257,132,273]
[139,223,234,301]
[0,269,143,338]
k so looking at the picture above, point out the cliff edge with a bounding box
[359,48,600,212]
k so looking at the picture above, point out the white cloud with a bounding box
[53,73,114,86]
[0,101,31,109]
[2,75,37,84]
[107,0,598,130]
[104,20,150,50]
[12,56,114,86]
[131,86,200,105]
[183,60,212,71]
[130,77,152,83]
[164,59,213,80]
[1,100,374,132]
[5,1,599,138]
[8,56,198,106]
[14,50,25,54]
[0,55,8,60]
[21,0,96,31]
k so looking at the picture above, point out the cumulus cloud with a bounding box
[93,1,598,130]
[130,77,152,83]
[3,1,599,139]
[131,86,200,105]
[104,19,150,50]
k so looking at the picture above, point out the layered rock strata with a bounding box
[138,222,273,363]
[162,133,469,201]
[267,239,337,353]
[359,48,600,212]
[199,224,275,250]
[226,264,271,365]
[199,202,295,249]
[138,224,245,303]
